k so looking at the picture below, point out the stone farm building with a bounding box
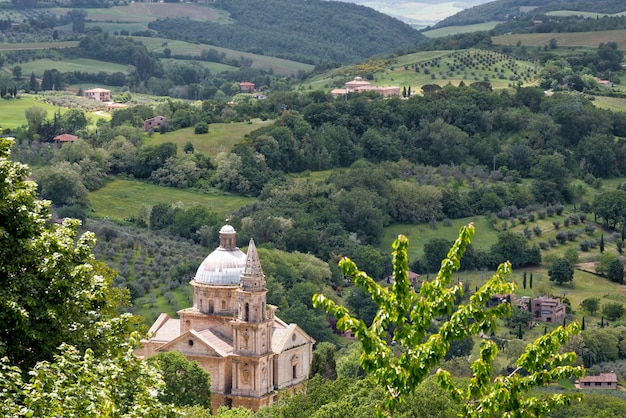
[143,116,167,132]
[137,224,315,412]
[83,88,111,102]
[578,373,618,389]
[531,296,566,324]
[331,77,401,97]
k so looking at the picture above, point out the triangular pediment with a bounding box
[272,323,315,353]
[157,329,233,358]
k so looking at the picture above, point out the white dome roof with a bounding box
[193,223,246,285]
[194,246,246,285]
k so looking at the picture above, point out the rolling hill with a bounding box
[147,0,425,65]
[433,0,626,28]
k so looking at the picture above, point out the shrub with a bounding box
[555,232,568,244]
[194,122,209,134]
[553,221,560,230]
[533,226,542,237]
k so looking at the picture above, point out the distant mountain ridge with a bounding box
[434,0,626,28]
[147,0,424,65]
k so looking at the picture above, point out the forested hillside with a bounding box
[148,0,424,65]
[434,0,626,28]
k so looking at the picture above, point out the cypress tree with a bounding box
[517,324,522,339]
[523,272,527,289]
[582,317,585,330]
[529,272,533,288]
[600,233,605,253]
[29,72,38,92]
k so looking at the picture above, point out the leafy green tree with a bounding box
[24,106,47,138]
[310,342,338,380]
[607,258,624,284]
[2,340,177,417]
[147,351,211,408]
[602,302,625,321]
[314,224,583,416]
[548,258,574,285]
[580,297,600,315]
[37,161,89,207]
[490,231,541,268]
[596,252,617,276]
[592,189,626,229]
[0,138,138,370]
[422,237,454,273]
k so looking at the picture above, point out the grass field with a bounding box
[17,58,128,77]
[150,119,273,157]
[590,95,626,111]
[138,37,314,76]
[546,10,626,18]
[422,22,501,38]
[162,59,236,74]
[493,30,626,50]
[0,41,78,51]
[89,179,255,222]
[0,96,67,129]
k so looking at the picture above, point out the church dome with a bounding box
[193,223,246,285]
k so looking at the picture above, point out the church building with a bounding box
[137,224,315,412]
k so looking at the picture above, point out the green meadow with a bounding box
[493,29,626,50]
[18,58,128,77]
[88,179,255,222]
[422,22,501,38]
[150,119,273,157]
[0,96,67,129]
[546,10,626,18]
[138,37,314,76]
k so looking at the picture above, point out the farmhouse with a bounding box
[53,133,77,147]
[137,223,314,412]
[83,88,111,102]
[578,373,618,389]
[240,82,256,93]
[143,115,167,132]
[531,296,565,323]
[331,77,401,97]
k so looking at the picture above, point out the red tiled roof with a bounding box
[54,134,78,142]
[580,373,618,383]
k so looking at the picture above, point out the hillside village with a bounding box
[3,0,626,416]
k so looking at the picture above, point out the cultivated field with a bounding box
[493,30,626,50]
[17,58,128,77]
[306,49,540,93]
[138,37,314,76]
[422,22,501,38]
[546,10,626,18]
[0,41,78,51]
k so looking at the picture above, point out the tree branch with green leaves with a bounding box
[313,223,584,416]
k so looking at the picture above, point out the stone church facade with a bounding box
[137,224,315,412]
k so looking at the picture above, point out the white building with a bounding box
[136,224,314,412]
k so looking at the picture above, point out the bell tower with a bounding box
[231,239,275,400]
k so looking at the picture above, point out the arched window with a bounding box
[209,300,214,314]
[245,303,249,321]
[222,300,226,310]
